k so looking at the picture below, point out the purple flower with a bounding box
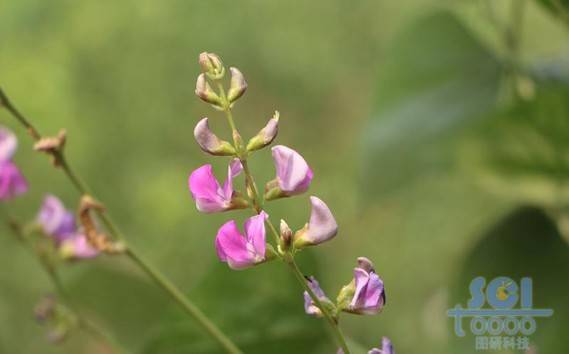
[0,161,28,200]
[340,257,385,315]
[293,196,338,248]
[215,212,268,269]
[59,234,99,260]
[266,145,313,199]
[189,159,247,213]
[368,337,395,354]
[36,195,99,260]
[37,195,76,242]
[0,127,17,162]
[303,276,332,317]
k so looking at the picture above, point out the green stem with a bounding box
[0,89,243,354]
[125,248,243,354]
[218,93,351,354]
[287,258,350,354]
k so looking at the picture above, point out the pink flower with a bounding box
[189,159,247,213]
[37,195,76,242]
[345,257,385,315]
[368,337,395,354]
[266,145,313,200]
[0,126,27,200]
[0,161,28,200]
[215,212,268,269]
[0,127,17,162]
[293,196,338,248]
[303,276,332,317]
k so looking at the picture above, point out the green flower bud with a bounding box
[199,52,225,80]
[247,111,279,152]
[195,73,223,109]
[279,219,292,252]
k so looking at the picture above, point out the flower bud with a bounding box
[265,145,313,200]
[199,52,225,79]
[226,67,247,104]
[247,111,279,152]
[279,219,292,252]
[195,74,223,109]
[194,118,235,156]
[293,196,338,249]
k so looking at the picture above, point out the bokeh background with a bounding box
[1,0,568,353]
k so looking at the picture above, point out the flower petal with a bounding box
[271,145,313,195]
[244,211,267,258]
[350,268,370,309]
[306,196,338,243]
[381,337,394,354]
[222,158,243,200]
[0,161,28,200]
[361,272,385,313]
[189,164,227,213]
[215,220,255,269]
[59,234,99,259]
[37,195,76,241]
[0,127,17,163]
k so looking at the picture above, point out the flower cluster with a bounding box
[188,52,394,353]
[0,126,28,200]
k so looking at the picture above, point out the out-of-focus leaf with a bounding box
[362,11,501,197]
[535,0,569,22]
[459,74,569,233]
[141,258,328,354]
[449,207,569,353]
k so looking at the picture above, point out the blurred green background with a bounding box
[1,0,568,353]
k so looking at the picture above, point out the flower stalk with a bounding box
[214,75,352,354]
[0,88,244,354]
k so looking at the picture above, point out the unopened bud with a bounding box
[247,111,279,152]
[194,118,235,156]
[279,219,292,251]
[227,67,247,104]
[199,52,225,79]
[195,74,223,109]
